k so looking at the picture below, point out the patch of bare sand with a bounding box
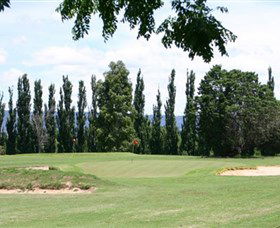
[26,166,50,171]
[220,166,280,176]
[0,187,96,194]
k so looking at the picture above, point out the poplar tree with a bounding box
[33,80,43,116]
[150,90,163,154]
[45,84,57,153]
[57,76,75,152]
[0,93,4,131]
[133,69,146,153]
[57,88,65,152]
[143,115,152,153]
[6,88,16,155]
[33,79,44,152]
[181,70,197,155]
[88,75,98,152]
[267,67,275,93]
[0,92,5,152]
[76,80,87,152]
[97,61,135,152]
[17,74,33,153]
[165,70,179,155]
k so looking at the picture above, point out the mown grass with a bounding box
[0,153,279,227]
[0,167,99,190]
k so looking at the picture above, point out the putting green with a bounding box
[75,160,239,178]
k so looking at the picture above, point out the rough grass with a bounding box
[0,153,279,227]
[0,167,99,190]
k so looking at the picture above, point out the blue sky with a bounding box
[0,0,280,114]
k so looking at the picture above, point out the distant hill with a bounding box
[1,111,184,131]
[147,115,183,130]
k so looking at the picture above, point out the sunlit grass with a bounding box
[0,153,279,227]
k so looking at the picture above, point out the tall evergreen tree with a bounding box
[133,69,147,153]
[33,80,43,116]
[57,88,66,152]
[32,79,44,152]
[267,66,275,93]
[150,89,163,154]
[57,76,75,152]
[0,92,5,153]
[143,115,152,153]
[76,80,87,152]
[6,88,16,155]
[45,84,57,153]
[197,66,230,157]
[17,74,33,153]
[97,61,135,152]
[0,92,4,131]
[88,75,98,152]
[165,70,179,155]
[181,70,197,155]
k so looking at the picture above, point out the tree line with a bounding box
[0,61,279,157]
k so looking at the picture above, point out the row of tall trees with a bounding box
[0,61,279,157]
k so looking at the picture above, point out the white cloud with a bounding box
[0,68,24,102]
[22,39,210,114]
[12,35,27,45]
[0,68,23,83]
[24,46,101,66]
[0,50,6,64]
[2,1,280,115]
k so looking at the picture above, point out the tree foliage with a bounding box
[133,69,147,153]
[0,92,5,153]
[2,0,236,61]
[76,80,87,152]
[96,61,135,152]
[197,66,279,157]
[157,0,236,62]
[17,74,33,153]
[267,66,275,93]
[32,80,44,153]
[57,76,75,152]
[45,84,57,153]
[165,70,179,155]
[0,0,10,12]
[181,70,197,155]
[33,80,43,116]
[150,89,163,154]
[1,61,279,157]
[88,75,98,152]
[6,88,16,155]
[0,92,5,133]
[56,0,236,62]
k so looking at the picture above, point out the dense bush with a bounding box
[197,66,279,157]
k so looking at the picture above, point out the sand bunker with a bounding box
[220,166,280,176]
[0,187,95,194]
[26,166,50,171]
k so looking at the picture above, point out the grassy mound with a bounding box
[0,167,98,191]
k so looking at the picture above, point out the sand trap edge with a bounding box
[218,166,280,176]
[0,187,96,194]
